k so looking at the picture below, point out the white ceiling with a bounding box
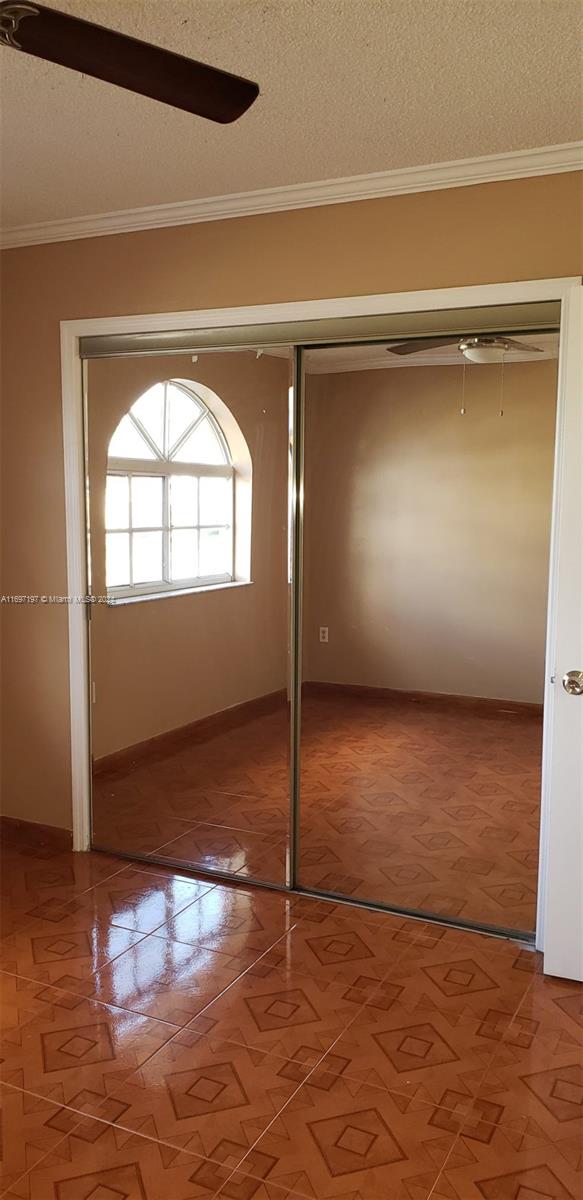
[1,0,582,230]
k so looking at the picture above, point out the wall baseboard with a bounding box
[94,688,288,777]
[94,680,542,780]
[0,815,73,850]
[302,680,543,716]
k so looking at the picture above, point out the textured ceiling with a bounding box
[1,0,582,229]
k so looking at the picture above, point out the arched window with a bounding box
[105,379,249,599]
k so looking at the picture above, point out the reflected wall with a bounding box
[88,348,292,884]
[299,349,558,933]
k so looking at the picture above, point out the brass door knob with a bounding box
[562,670,583,696]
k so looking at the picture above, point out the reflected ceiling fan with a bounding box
[387,334,544,363]
[0,1,259,123]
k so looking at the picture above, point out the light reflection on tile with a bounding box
[2,820,581,1198]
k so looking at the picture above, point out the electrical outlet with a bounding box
[319,626,329,643]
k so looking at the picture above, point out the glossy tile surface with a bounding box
[1,832,581,1199]
[104,1027,311,1163]
[90,935,251,1025]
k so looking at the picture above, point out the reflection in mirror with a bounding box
[88,348,292,885]
[300,329,559,934]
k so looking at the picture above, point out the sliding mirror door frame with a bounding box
[61,276,582,979]
[288,346,304,890]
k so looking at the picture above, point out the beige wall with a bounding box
[1,171,581,827]
[88,352,289,759]
[303,360,558,704]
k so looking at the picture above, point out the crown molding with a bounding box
[2,141,582,250]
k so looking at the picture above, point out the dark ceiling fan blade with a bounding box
[386,337,461,355]
[0,1,259,123]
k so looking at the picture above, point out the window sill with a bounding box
[107,580,254,607]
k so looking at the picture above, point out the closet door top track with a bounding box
[80,301,560,359]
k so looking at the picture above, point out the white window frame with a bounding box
[105,383,236,601]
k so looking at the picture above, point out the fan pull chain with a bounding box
[460,362,467,415]
[499,357,505,417]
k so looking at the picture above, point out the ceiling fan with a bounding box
[387,334,544,363]
[0,1,259,123]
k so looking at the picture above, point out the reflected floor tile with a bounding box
[4,1111,229,1200]
[167,790,287,835]
[243,840,288,886]
[189,960,368,1067]
[92,814,201,857]
[239,1072,460,1199]
[163,789,243,825]
[152,824,287,885]
[91,692,543,930]
[153,883,295,964]
[91,934,250,1025]
[105,1028,311,1165]
[0,979,176,1118]
[161,787,289,834]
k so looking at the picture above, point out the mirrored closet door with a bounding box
[83,299,563,942]
[298,326,558,936]
[87,346,293,886]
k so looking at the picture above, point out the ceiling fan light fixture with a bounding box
[459,337,510,364]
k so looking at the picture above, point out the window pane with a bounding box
[199,527,231,577]
[170,529,198,581]
[170,475,198,526]
[108,414,156,460]
[132,531,163,584]
[167,384,203,453]
[131,384,164,454]
[199,476,232,526]
[106,532,130,587]
[173,417,227,465]
[131,476,163,528]
[105,475,129,530]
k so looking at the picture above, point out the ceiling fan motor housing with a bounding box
[459,336,510,363]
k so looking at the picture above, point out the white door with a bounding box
[540,283,583,980]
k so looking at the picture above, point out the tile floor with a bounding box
[1,824,582,1199]
[93,692,543,931]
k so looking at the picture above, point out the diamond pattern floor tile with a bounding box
[2,812,582,1197]
[238,1071,461,1199]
